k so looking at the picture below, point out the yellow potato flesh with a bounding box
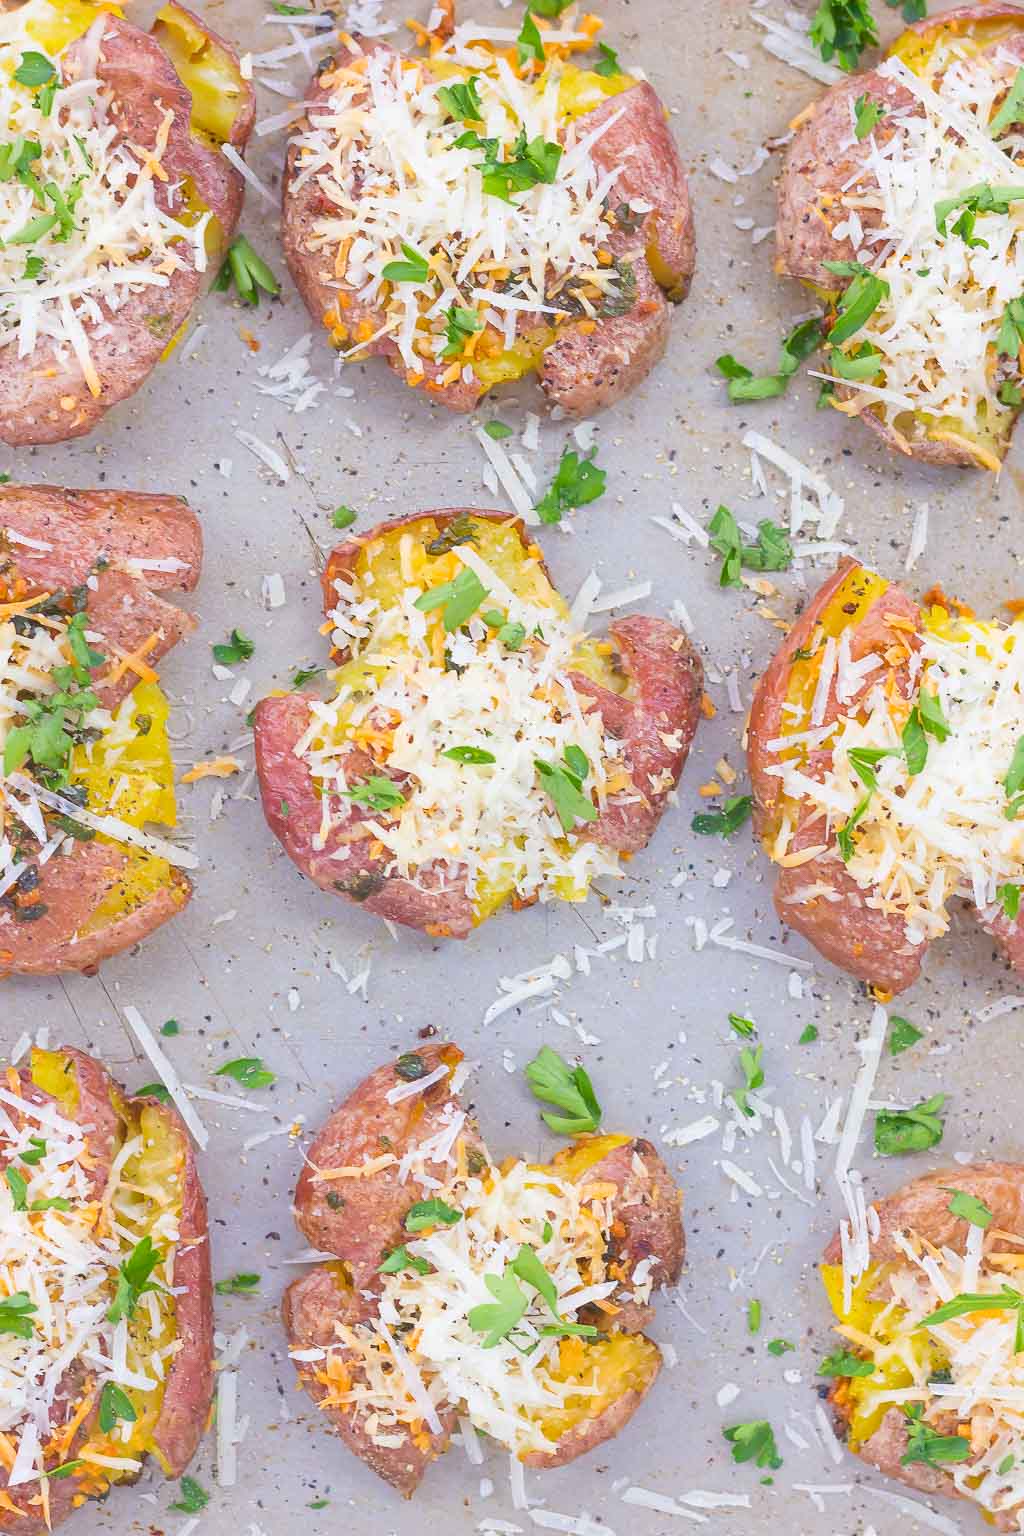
[152,3,248,147]
[537,1331,660,1448]
[23,0,121,55]
[323,517,626,922]
[541,1132,631,1184]
[27,1052,186,1483]
[821,1262,947,1448]
[71,681,183,937]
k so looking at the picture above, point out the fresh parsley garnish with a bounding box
[437,75,483,123]
[748,1299,762,1334]
[215,1272,261,1295]
[1000,882,1022,919]
[442,745,496,764]
[525,1045,602,1135]
[442,305,483,358]
[98,1382,137,1434]
[212,235,279,306]
[716,316,822,402]
[535,746,598,832]
[819,1349,875,1378]
[901,1404,971,1467]
[483,420,513,439]
[171,1476,210,1514]
[691,793,753,838]
[827,268,890,345]
[728,1013,756,1038]
[212,628,254,666]
[343,775,406,813]
[594,41,620,76]
[332,505,357,529]
[1005,734,1024,819]
[935,183,1024,241]
[991,67,1024,138]
[732,1043,765,1118]
[107,1236,166,1324]
[404,1198,462,1232]
[6,1167,27,1211]
[0,1292,37,1339]
[888,1016,923,1055]
[379,1244,432,1276]
[415,567,490,630]
[535,446,606,523]
[216,1058,275,1090]
[810,0,877,72]
[708,504,793,586]
[854,93,885,139]
[724,1419,782,1470]
[799,1024,819,1044]
[874,1093,946,1156]
[945,1188,993,1228]
[381,241,430,284]
[516,11,544,66]
[767,1338,795,1356]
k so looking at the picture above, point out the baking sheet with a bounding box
[6,0,1024,1531]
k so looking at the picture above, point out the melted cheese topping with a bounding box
[826,42,1024,455]
[0,585,179,917]
[771,609,1024,945]
[305,521,633,917]
[302,1124,658,1456]
[289,28,637,381]
[0,1051,182,1497]
[824,1224,1024,1524]
[0,0,211,391]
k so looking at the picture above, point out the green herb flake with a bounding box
[691,793,753,839]
[723,1419,782,1470]
[767,1338,795,1356]
[854,93,886,139]
[945,1189,994,1229]
[534,446,606,524]
[171,1476,210,1515]
[332,505,357,530]
[160,1019,180,1037]
[414,566,490,631]
[215,1272,261,1295]
[98,1382,137,1434]
[107,1236,166,1324]
[594,41,620,76]
[525,1045,602,1135]
[343,775,406,813]
[215,1057,276,1090]
[381,241,430,284]
[819,1349,875,1378]
[483,420,513,439]
[0,1292,37,1339]
[901,1403,971,1468]
[212,629,254,666]
[728,1013,756,1038]
[888,1016,923,1055]
[748,1299,762,1334]
[212,235,279,306]
[535,747,597,833]
[798,1024,819,1045]
[874,1093,946,1156]
[404,1198,462,1233]
[708,504,793,588]
[379,1244,432,1276]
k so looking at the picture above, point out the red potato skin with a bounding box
[0,487,200,976]
[776,4,1024,466]
[748,558,927,993]
[254,510,702,936]
[293,1043,484,1292]
[283,1264,457,1498]
[141,1095,215,1476]
[824,1163,1024,1528]
[0,1051,212,1533]
[283,43,693,415]
[569,1137,685,1333]
[540,81,696,414]
[285,1045,685,1495]
[0,4,254,448]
